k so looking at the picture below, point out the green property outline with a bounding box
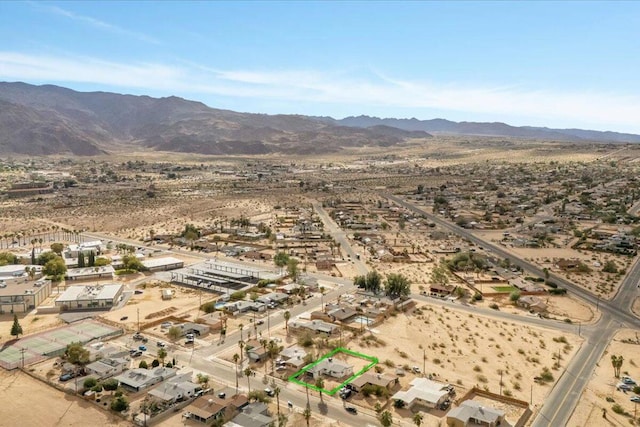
[288,347,378,396]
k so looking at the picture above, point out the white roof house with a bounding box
[447,400,505,426]
[148,373,200,403]
[392,378,450,409]
[307,358,353,379]
[114,367,177,392]
[85,357,128,379]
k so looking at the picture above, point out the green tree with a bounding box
[83,377,98,389]
[274,252,290,268]
[274,386,281,416]
[43,256,67,279]
[365,270,382,293]
[287,258,300,282]
[379,410,393,427]
[50,243,64,256]
[157,347,167,366]
[283,311,291,332]
[384,273,411,299]
[0,252,18,266]
[87,251,95,267]
[65,342,90,365]
[602,260,618,274]
[197,373,210,389]
[37,251,57,266]
[110,396,129,412]
[10,314,23,338]
[430,265,449,286]
[77,251,85,268]
[353,275,366,288]
[139,360,148,369]
[102,378,119,391]
[509,290,521,302]
[167,326,181,341]
[122,254,144,271]
[413,412,424,427]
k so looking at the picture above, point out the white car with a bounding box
[618,383,633,391]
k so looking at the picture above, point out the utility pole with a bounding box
[499,370,503,395]
[137,308,140,333]
[423,349,426,377]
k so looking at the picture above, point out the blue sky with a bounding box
[1,1,639,132]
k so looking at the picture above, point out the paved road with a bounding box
[384,193,640,427]
[312,202,369,276]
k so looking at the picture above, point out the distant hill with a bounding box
[0,82,430,156]
[1,82,638,157]
[319,115,640,143]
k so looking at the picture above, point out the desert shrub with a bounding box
[612,404,625,415]
[110,396,129,412]
[549,288,567,295]
[489,303,499,310]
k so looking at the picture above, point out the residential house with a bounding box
[446,400,505,427]
[85,357,128,379]
[392,378,451,410]
[289,319,339,336]
[245,339,268,362]
[517,295,548,313]
[186,394,248,425]
[226,402,272,427]
[349,372,399,393]
[148,372,201,404]
[307,358,353,380]
[327,307,358,323]
[114,367,176,392]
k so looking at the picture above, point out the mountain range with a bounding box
[0,82,638,156]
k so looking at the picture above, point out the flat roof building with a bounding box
[65,265,115,281]
[142,256,185,272]
[55,284,123,310]
[0,279,51,314]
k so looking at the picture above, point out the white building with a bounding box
[55,284,123,310]
[392,378,451,410]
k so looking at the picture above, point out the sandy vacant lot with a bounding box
[0,369,130,426]
[569,329,640,427]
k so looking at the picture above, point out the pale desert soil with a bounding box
[476,230,634,300]
[0,369,130,427]
[568,329,640,427]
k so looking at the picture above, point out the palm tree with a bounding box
[260,339,268,373]
[315,377,325,402]
[232,353,240,393]
[283,311,291,332]
[379,410,393,427]
[413,412,424,427]
[303,404,312,427]
[274,386,281,416]
[239,323,244,341]
[239,341,245,365]
[157,347,167,366]
[244,367,253,393]
[319,286,326,312]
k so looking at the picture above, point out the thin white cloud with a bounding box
[40,4,160,45]
[1,51,639,133]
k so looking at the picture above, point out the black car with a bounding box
[264,388,275,397]
[218,392,226,399]
[345,406,357,414]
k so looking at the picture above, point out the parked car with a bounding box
[256,320,265,325]
[161,322,173,329]
[59,372,76,382]
[264,388,275,397]
[345,406,357,414]
[631,396,640,403]
[157,341,166,348]
[131,350,143,357]
[287,401,293,408]
[412,366,421,374]
[617,383,633,391]
[185,333,195,340]
[138,345,147,351]
[218,392,226,399]
[622,376,637,385]
[120,316,128,321]
[133,333,144,341]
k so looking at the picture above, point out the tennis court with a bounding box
[0,320,122,370]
